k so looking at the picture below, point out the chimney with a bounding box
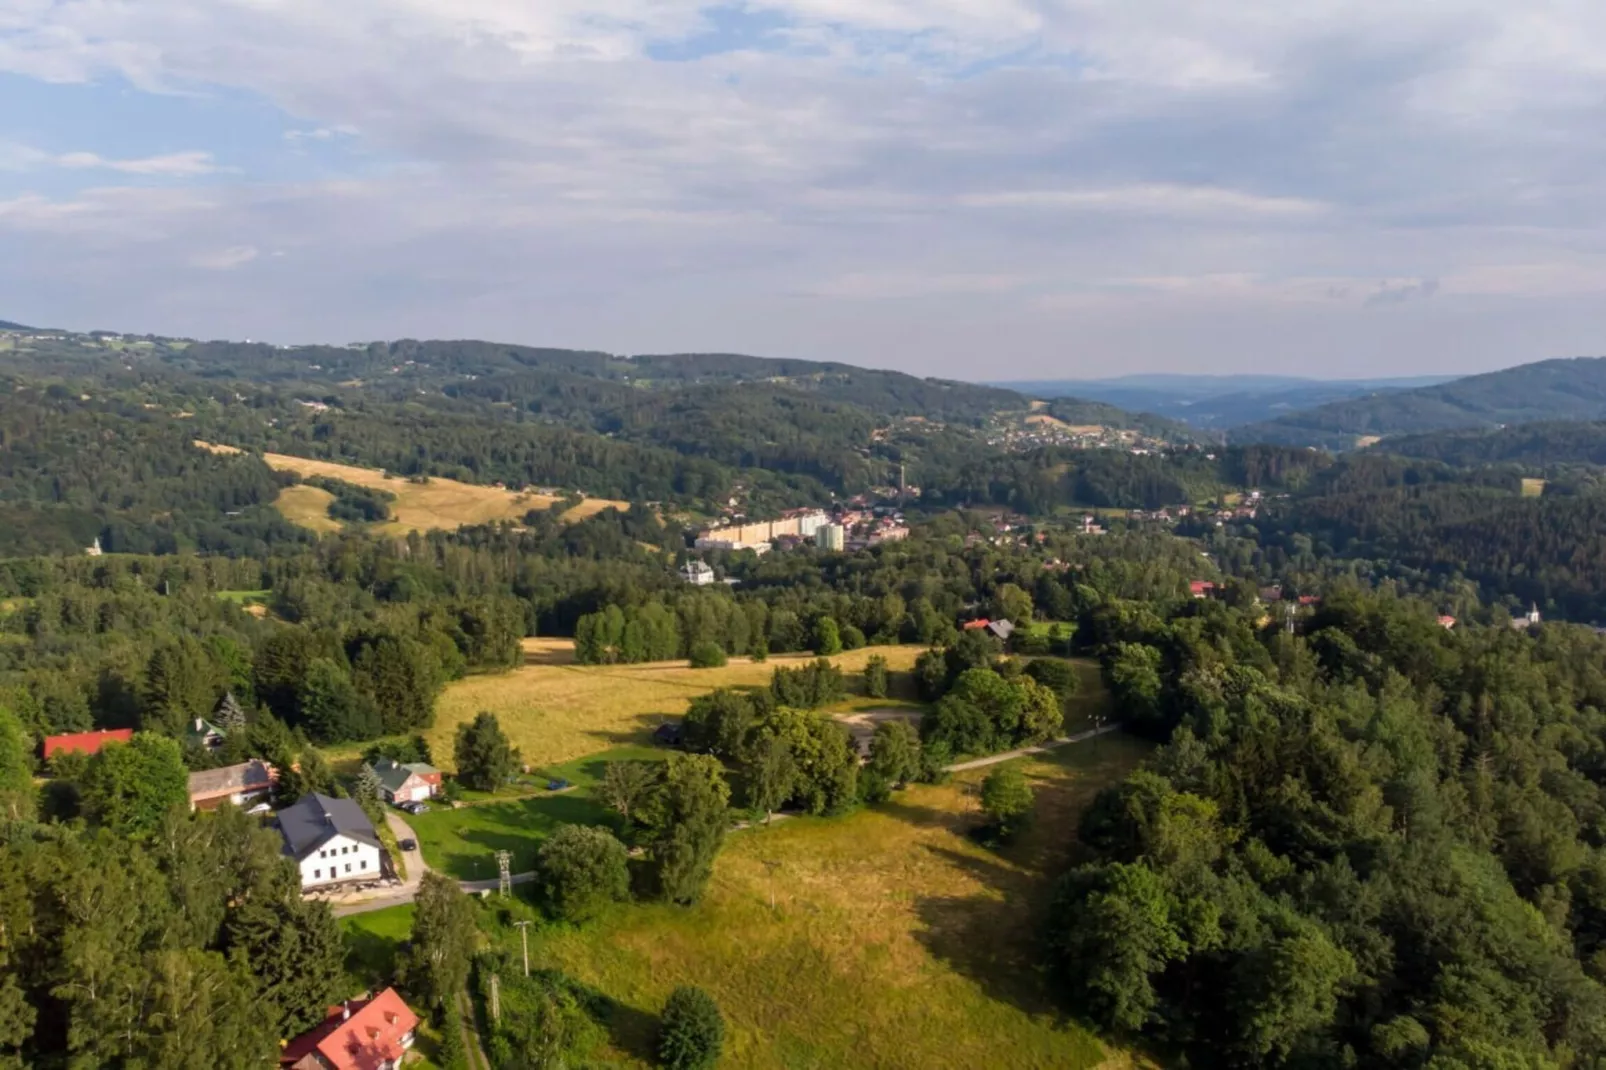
[341,1001,351,1021]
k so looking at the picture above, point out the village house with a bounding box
[41,728,132,760]
[366,757,442,804]
[679,560,715,585]
[183,716,228,751]
[276,793,385,891]
[187,760,276,811]
[280,988,419,1070]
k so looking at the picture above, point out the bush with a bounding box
[1024,657,1081,703]
[538,824,631,922]
[840,624,866,651]
[770,659,845,708]
[658,986,725,1070]
[688,641,728,669]
[813,617,842,656]
[863,654,889,698]
[980,766,1034,842]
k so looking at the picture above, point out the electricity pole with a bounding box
[512,920,532,977]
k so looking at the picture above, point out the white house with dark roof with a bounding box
[276,792,385,890]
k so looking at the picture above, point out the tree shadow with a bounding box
[585,711,679,748]
[343,928,403,991]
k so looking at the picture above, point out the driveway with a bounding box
[330,810,429,918]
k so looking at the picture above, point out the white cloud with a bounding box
[2,1,1606,374]
[191,245,260,270]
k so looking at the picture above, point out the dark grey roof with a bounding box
[276,792,380,859]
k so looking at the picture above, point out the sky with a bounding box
[3,1,1606,379]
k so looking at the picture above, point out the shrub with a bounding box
[863,654,889,698]
[840,624,866,651]
[538,824,631,922]
[658,986,725,1070]
[980,766,1034,842]
[688,641,728,669]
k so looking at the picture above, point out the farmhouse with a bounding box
[187,760,276,811]
[41,728,132,760]
[277,793,385,890]
[366,757,441,803]
[280,987,418,1070]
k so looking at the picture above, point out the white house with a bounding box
[277,793,385,890]
[680,560,715,585]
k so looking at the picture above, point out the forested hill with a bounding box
[1231,356,1606,447]
[1370,420,1606,467]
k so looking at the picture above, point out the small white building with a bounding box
[680,560,715,585]
[277,792,385,890]
[818,523,845,551]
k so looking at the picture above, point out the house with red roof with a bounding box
[281,988,418,1070]
[42,729,133,760]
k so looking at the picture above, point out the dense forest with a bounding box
[1233,357,1606,448]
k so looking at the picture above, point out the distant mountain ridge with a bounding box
[995,373,1455,430]
[1230,357,1606,448]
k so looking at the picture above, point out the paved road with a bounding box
[332,725,1123,916]
[942,723,1122,772]
[330,811,429,918]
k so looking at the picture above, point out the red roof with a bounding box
[1189,581,1215,597]
[42,729,133,758]
[962,619,991,630]
[281,988,418,1070]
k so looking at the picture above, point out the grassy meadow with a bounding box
[424,639,928,773]
[504,737,1145,1069]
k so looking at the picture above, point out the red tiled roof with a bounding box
[42,729,133,758]
[962,619,991,630]
[281,988,418,1070]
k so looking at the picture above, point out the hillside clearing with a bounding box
[424,640,928,773]
[518,738,1148,1069]
[1522,477,1547,498]
[195,444,631,535]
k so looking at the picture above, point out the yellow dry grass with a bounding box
[426,640,927,772]
[1355,435,1383,448]
[1521,477,1547,498]
[1025,412,1073,429]
[192,440,242,455]
[272,484,343,533]
[196,444,633,535]
[525,737,1153,1069]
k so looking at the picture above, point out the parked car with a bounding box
[399,838,417,852]
[403,801,429,815]
[546,778,571,792]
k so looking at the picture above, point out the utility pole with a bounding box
[496,850,512,898]
[512,920,532,977]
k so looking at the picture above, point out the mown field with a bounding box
[197,443,630,535]
[425,639,928,773]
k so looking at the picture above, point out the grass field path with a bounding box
[945,722,1122,772]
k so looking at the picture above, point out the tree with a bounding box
[813,616,842,656]
[991,582,1035,625]
[0,706,35,821]
[1023,658,1080,703]
[658,986,725,1070]
[688,641,727,669]
[980,765,1034,841]
[601,760,659,825]
[863,654,889,699]
[749,708,859,816]
[356,762,384,805]
[643,754,731,904]
[297,658,381,743]
[223,867,347,1036]
[400,872,477,1012]
[867,719,921,791]
[746,734,797,822]
[1053,862,1189,1033]
[538,824,631,922]
[79,733,188,837]
[213,691,248,734]
[840,624,866,651]
[351,634,441,734]
[454,711,519,792]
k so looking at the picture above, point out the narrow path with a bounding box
[333,727,1123,916]
[455,988,490,1070]
[942,723,1122,772]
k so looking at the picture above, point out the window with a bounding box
[361,859,368,870]
[345,863,352,873]
[314,869,322,879]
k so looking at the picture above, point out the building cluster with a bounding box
[690,506,908,559]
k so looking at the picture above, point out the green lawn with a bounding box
[409,746,669,880]
[509,738,1149,1069]
[341,904,414,994]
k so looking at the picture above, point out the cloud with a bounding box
[191,245,260,270]
[1,1,1606,375]
[1365,277,1440,307]
[0,142,218,177]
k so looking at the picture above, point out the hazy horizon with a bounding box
[5,2,1605,379]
